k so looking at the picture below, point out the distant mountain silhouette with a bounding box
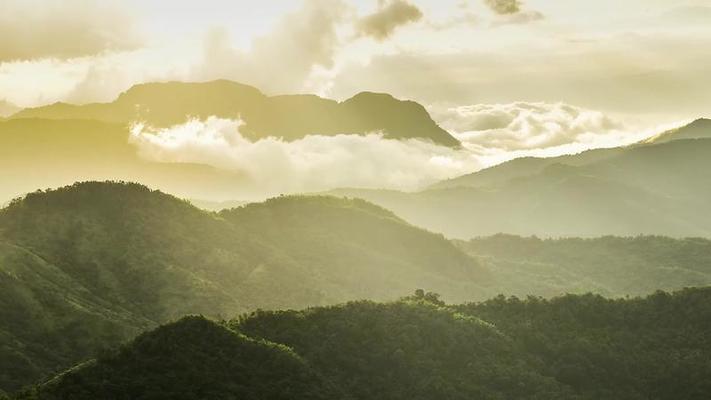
[332,136,711,238]
[0,118,262,204]
[21,316,339,400]
[12,80,459,146]
[643,118,711,144]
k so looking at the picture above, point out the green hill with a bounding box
[15,316,339,400]
[235,300,571,400]
[457,234,711,298]
[13,289,711,399]
[4,181,711,394]
[457,288,711,399]
[0,181,486,392]
[12,80,459,146]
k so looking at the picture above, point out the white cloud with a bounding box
[193,0,349,95]
[129,117,482,195]
[126,105,675,197]
[430,102,668,165]
[434,102,624,150]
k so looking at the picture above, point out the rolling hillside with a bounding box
[3,181,711,393]
[15,316,340,400]
[14,288,711,399]
[0,181,486,392]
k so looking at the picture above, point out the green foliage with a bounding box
[4,182,711,398]
[19,316,339,400]
[235,300,572,400]
[9,289,711,399]
[0,181,485,392]
[457,288,711,399]
[460,234,711,297]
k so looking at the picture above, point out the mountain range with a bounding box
[10,80,459,146]
[331,118,711,238]
[0,80,460,204]
[2,181,711,393]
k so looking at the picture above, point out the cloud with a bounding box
[129,117,481,195]
[660,5,711,25]
[127,105,667,197]
[328,30,711,121]
[0,0,141,62]
[356,0,424,40]
[483,0,521,15]
[195,0,348,94]
[482,0,543,24]
[19,0,349,105]
[491,10,544,26]
[430,102,662,164]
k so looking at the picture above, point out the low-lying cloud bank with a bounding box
[433,101,664,165]
[128,103,675,197]
[129,117,481,195]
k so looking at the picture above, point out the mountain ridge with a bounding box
[11,79,460,147]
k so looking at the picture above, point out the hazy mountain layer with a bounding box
[644,118,711,144]
[12,80,459,146]
[332,135,711,238]
[0,118,263,204]
[458,234,711,298]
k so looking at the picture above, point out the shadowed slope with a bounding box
[18,316,340,400]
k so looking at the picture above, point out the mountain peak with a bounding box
[11,80,459,146]
[644,117,711,144]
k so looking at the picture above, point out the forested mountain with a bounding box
[12,316,340,400]
[331,130,711,238]
[11,288,711,400]
[458,234,711,298]
[11,80,459,146]
[3,181,711,394]
[0,181,486,392]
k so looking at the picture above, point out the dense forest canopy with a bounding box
[8,288,711,400]
[2,181,711,394]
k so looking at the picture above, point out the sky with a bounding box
[1,0,710,185]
